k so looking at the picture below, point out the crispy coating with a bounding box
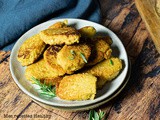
[25,59,63,85]
[86,58,122,89]
[17,34,46,66]
[44,46,66,75]
[40,27,81,45]
[87,39,112,66]
[92,36,113,45]
[78,26,96,38]
[156,0,160,15]
[40,77,63,86]
[57,44,91,74]
[56,73,97,100]
[48,20,68,29]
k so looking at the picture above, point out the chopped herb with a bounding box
[70,50,76,55]
[80,52,87,63]
[89,109,105,120]
[32,77,56,98]
[69,57,74,60]
[69,50,76,60]
[110,59,113,65]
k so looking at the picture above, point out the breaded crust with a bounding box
[40,27,81,45]
[17,34,46,66]
[48,20,68,29]
[40,77,63,86]
[86,57,122,89]
[56,73,97,100]
[78,26,96,38]
[92,36,113,45]
[57,44,91,74]
[44,46,66,75]
[25,59,63,85]
[87,39,112,66]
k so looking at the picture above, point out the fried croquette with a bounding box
[78,26,96,38]
[25,59,63,85]
[40,27,81,45]
[57,44,91,74]
[48,20,68,29]
[93,36,113,45]
[86,57,122,88]
[87,39,112,66]
[17,34,46,66]
[44,46,66,75]
[56,73,97,100]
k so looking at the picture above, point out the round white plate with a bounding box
[10,18,129,107]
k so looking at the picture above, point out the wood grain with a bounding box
[0,56,32,119]
[107,38,160,120]
[0,0,160,120]
[135,0,160,53]
[0,51,10,63]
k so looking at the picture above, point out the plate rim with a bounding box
[10,18,129,107]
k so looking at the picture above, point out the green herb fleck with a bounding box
[69,50,76,60]
[80,52,87,63]
[69,57,74,60]
[89,109,105,120]
[110,59,113,65]
[32,77,56,98]
[70,50,75,55]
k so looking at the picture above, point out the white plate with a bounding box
[10,18,129,107]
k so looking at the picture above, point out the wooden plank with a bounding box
[0,56,32,119]
[0,51,10,63]
[72,106,112,120]
[135,0,160,53]
[108,76,160,120]
[100,0,142,47]
[100,0,134,26]
[107,38,160,120]
[17,102,69,120]
[108,4,142,47]
[126,21,149,58]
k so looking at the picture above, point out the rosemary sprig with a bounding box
[80,52,88,63]
[69,50,76,60]
[89,109,105,120]
[98,110,105,120]
[110,59,114,65]
[31,77,56,98]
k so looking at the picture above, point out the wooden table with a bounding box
[0,0,160,119]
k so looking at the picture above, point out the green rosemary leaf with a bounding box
[89,109,105,120]
[80,52,87,63]
[70,50,76,55]
[99,110,105,119]
[110,59,113,65]
[31,77,56,98]
[69,50,76,60]
[94,112,99,120]
[89,110,94,120]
